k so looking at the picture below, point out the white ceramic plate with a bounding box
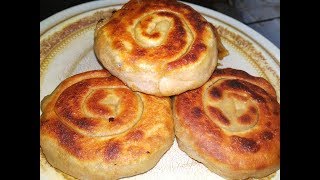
[40,0,280,179]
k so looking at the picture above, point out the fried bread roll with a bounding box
[173,68,280,179]
[40,70,174,179]
[94,0,224,96]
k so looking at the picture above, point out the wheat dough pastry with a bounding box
[94,0,228,96]
[40,70,174,179]
[173,68,280,179]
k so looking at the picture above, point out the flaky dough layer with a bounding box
[94,0,220,96]
[40,70,174,179]
[173,68,280,179]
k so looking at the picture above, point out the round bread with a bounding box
[173,68,280,179]
[40,70,174,179]
[94,0,219,96]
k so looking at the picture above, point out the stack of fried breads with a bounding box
[40,0,280,179]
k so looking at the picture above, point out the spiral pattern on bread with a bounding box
[94,0,221,96]
[173,68,280,179]
[40,70,174,179]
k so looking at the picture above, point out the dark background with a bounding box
[40,0,280,48]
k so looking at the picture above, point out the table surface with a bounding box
[40,0,280,48]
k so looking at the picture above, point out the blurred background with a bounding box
[40,0,280,48]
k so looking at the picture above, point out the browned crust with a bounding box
[174,68,280,179]
[95,0,217,71]
[40,70,174,179]
[212,68,277,99]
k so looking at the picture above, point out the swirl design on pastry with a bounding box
[173,68,280,179]
[40,70,174,179]
[94,0,222,96]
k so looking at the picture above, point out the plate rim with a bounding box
[40,0,280,65]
